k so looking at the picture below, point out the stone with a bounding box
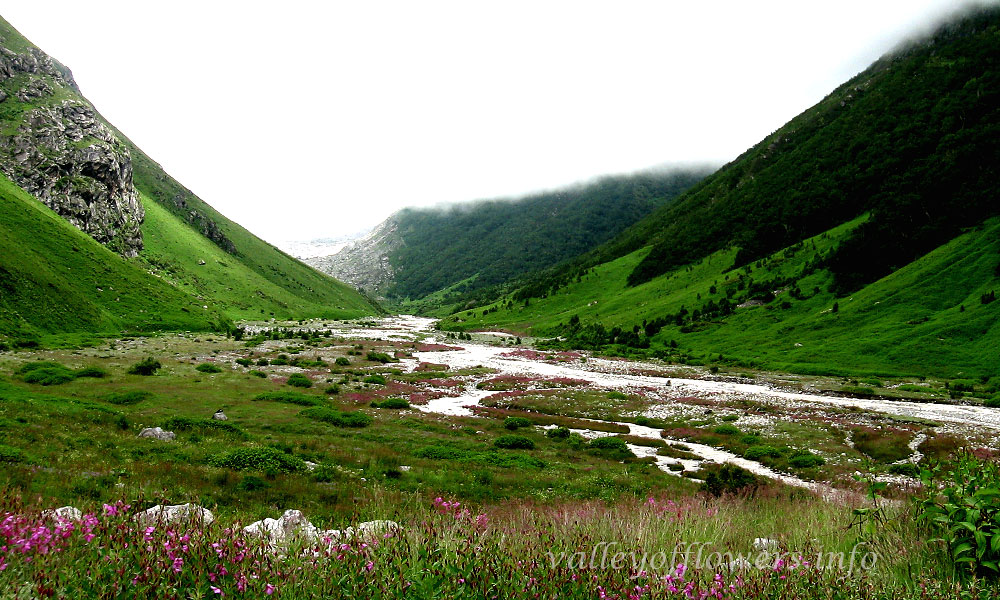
[212,410,228,421]
[355,519,400,540]
[753,537,780,552]
[138,427,176,442]
[243,509,319,548]
[42,506,81,522]
[136,503,214,527]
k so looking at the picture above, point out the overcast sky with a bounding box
[0,1,984,244]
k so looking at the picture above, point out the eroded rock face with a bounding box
[307,218,401,297]
[1,101,144,257]
[0,44,142,257]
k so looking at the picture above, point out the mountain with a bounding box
[439,6,1000,379]
[308,169,710,306]
[0,15,379,340]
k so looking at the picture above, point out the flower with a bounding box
[265,584,276,595]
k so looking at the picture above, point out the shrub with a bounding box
[324,385,341,395]
[700,464,759,496]
[161,417,246,437]
[270,358,289,366]
[104,391,153,405]
[335,357,351,366]
[788,450,826,469]
[253,391,321,406]
[15,361,64,375]
[286,373,314,388]
[236,475,270,491]
[743,445,784,460]
[589,437,628,450]
[209,447,305,474]
[128,358,162,376]
[414,446,465,460]
[546,426,571,439]
[504,417,534,430]
[494,435,535,450]
[888,463,920,477]
[0,444,23,463]
[720,414,739,422]
[607,391,628,400]
[739,434,762,445]
[713,425,741,435]
[371,398,410,409]
[852,428,912,463]
[249,370,267,378]
[256,358,270,366]
[23,366,76,386]
[196,363,223,374]
[366,351,398,363]
[984,395,1000,408]
[840,386,876,396]
[300,407,373,428]
[235,358,252,367]
[74,366,107,378]
[363,374,386,385]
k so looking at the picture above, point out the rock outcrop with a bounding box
[306,217,401,296]
[138,427,176,442]
[136,503,215,527]
[0,45,143,257]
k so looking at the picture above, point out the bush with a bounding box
[788,450,825,469]
[984,395,1000,408]
[363,374,386,385]
[161,417,246,437]
[286,373,314,388]
[104,391,153,405]
[494,435,535,450]
[23,366,76,386]
[546,426,571,439]
[256,358,270,366]
[335,357,351,366]
[888,463,920,477]
[15,361,64,375]
[918,452,1000,576]
[249,370,267,378]
[713,425,741,435]
[324,385,340,395]
[371,398,410,409]
[0,444,23,463]
[739,434,762,445]
[300,407,373,428]
[196,363,223,374]
[74,366,107,378]
[607,391,628,400]
[589,437,628,450]
[840,386,876,396]
[504,417,534,430]
[366,351,398,364]
[270,358,289,366]
[700,464,759,496]
[253,391,321,406]
[209,447,305,474]
[128,358,162,376]
[235,358,252,367]
[236,475,270,492]
[743,445,784,460]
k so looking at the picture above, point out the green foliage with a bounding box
[195,363,223,374]
[286,373,313,388]
[918,452,1000,576]
[366,352,397,364]
[700,463,759,497]
[841,386,877,397]
[371,398,410,409]
[252,391,321,406]
[546,426,571,439]
[503,416,534,430]
[208,446,305,474]
[712,424,741,435]
[888,463,920,477]
[743,445,784,460]
[362,374,386,385]
[160,416,247,437]
[788,450,826,469]
[853,428,912,463]
[22,365,76,385]
[0,443,23,463]
[494,435,536,450]
[127,358,162,376]
[74,366,107,378]
[335,357,351,366]
[324,384,340,395]
[104,391,152,405]
[299,407,373,428]
[249,370,267,378]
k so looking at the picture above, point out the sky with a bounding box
[0,1,985,245]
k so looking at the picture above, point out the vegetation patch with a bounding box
[127,358,162,376]
[493,435,535,450]
[253,391,321,406]
[208,447,305,474]
[104,391,153,406]
[371,398,410,409]
[286,373,314,388]
[299,407,373,428]
[195,363,223,373]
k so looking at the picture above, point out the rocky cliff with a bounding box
[0,40,144,257]
[307,218,401,296]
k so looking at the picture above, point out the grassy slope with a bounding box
[0,14,379,329]
[444,217,1000,378]
[139,195,373,320]
[0,174,218,337]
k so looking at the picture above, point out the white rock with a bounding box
[212,410,228,421]
[355,520,400,540]
[138,427,175,442]
[43,506,81,522]
[136,503,214,527]
[243,509,319,547]
[753,537,779,552]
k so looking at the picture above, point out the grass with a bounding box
[442,217,1000,379]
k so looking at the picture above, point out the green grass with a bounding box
[444,217,1000,379]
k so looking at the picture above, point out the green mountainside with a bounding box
[441,7,1000,379]
[0,15,378,339]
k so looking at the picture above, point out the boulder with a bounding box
[138,427,175,441]
[136,503,214,527]
[42,506,81,522]
[212,410,227,421]
[243,509,319,548]
[355,519,401,540]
